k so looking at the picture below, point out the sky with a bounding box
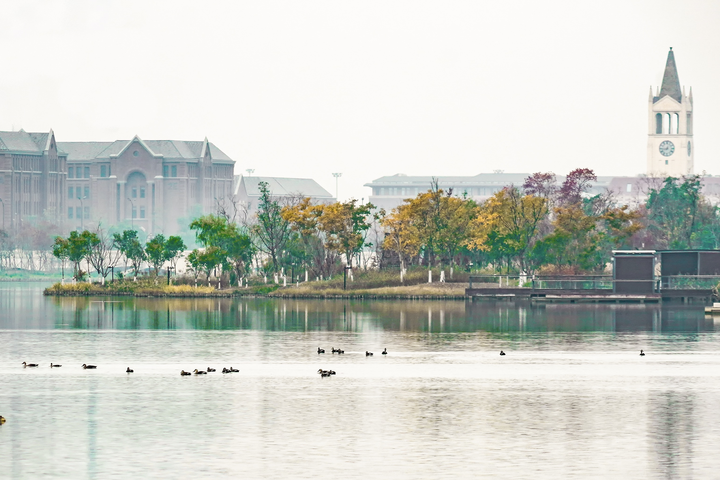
[2,0,720,202]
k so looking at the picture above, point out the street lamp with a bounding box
[127,197,135,230]
[332,173,342,200]
[246,169,255,176]
[77,195,87,230]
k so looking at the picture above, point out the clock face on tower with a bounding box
[659,140,675,157]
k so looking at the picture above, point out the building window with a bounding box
[140,207,145,219]
[626,183,632,193]
[68,186,74,199]
[84,186,90,199]
[68,207,73,219]
[68,167,74,179]
[140,188,145,199]
[101,165,107,177]
[132,187,137,198]
[84,166,90,178]
[132,206,137,219]
[76,207,82,219]
[171,165,177,177]
[163,165,169,177]
[665,160,669,165]
[84,207,89,219]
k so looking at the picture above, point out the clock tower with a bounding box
[647,48,693,177]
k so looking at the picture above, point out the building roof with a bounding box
[238,176,334,199]
[365,173,616,188]
[0,129,57,154]
[58,137,233,163]
[656,48,682,103]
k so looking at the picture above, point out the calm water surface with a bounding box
[1,283,720,479]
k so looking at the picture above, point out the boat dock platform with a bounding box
[466,288,712,304]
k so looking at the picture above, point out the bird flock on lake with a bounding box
[17,349,649,380]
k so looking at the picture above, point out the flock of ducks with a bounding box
[19,349,650,382]
[180,367,239,376]
[3,347,652,425]
[23,362,104,370]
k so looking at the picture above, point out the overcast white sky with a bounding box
[2,0,720,201]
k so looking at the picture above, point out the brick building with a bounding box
[57,135,234,235]
[0,129,66,230]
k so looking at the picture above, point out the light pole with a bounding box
[77,195,87,230]
[127,197,135,230]
[246,169,254,176]
[332,173,342,200]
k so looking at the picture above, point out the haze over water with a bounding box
[1,283,720,479]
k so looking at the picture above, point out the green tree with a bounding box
[252,181,292,272]
[145,234,169,275]
[164,235,186,273]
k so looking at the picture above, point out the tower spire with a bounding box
[658,47,682,103]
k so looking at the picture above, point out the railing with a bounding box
[661,275,720,290]
[469,274,720,292]
[468,275,613,290]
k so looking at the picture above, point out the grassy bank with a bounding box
[45,280,225,297]
[44,269,471,299]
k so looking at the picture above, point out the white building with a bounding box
[647,48,694,177]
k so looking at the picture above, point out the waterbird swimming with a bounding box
[193,369,207,375]
[0,416,5,424]
[180,370,191,376]
[222,368,230,374]
[207,367,216,372]
[50,363,62,368]
[500,351,506,356]
[317,369,331,377]
[126,367,134,373]
[366,351,373,356]
[229,367,239,373]
[640,350,645,356]
[22,362,38,367]
[318,347,325,354]
[82,364,97,369]
[382,348,387,355]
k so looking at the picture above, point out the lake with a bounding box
[1,283,720,479]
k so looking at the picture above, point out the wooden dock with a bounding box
[465,288,713,304]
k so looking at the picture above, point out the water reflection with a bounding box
[0,284,713,333]
[648,390,696,478]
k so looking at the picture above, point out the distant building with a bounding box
[647,48,694,177]
[365,173,615,211]
[234,176,335,214]
[58,135,234,235]
[0,129,66,229]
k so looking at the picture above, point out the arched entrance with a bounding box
[125,171,149,226]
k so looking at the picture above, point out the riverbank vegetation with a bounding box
[28,172,720,298]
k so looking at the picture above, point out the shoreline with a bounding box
[43,281,469,300]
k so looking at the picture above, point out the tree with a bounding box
[466,188,548,274]
[52,237,70,280]
[190,214,255,281]
[316,200,377,267]
[55,230,93,279]
[85,227,122,279]
[559,168,597,205]
[145,234,169,275]
[281,197,340,278]
[523,172,558,200]
[164,236,186,273]
[252,181,292,272]
[381,204,421,273]
[645,175,706,249]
